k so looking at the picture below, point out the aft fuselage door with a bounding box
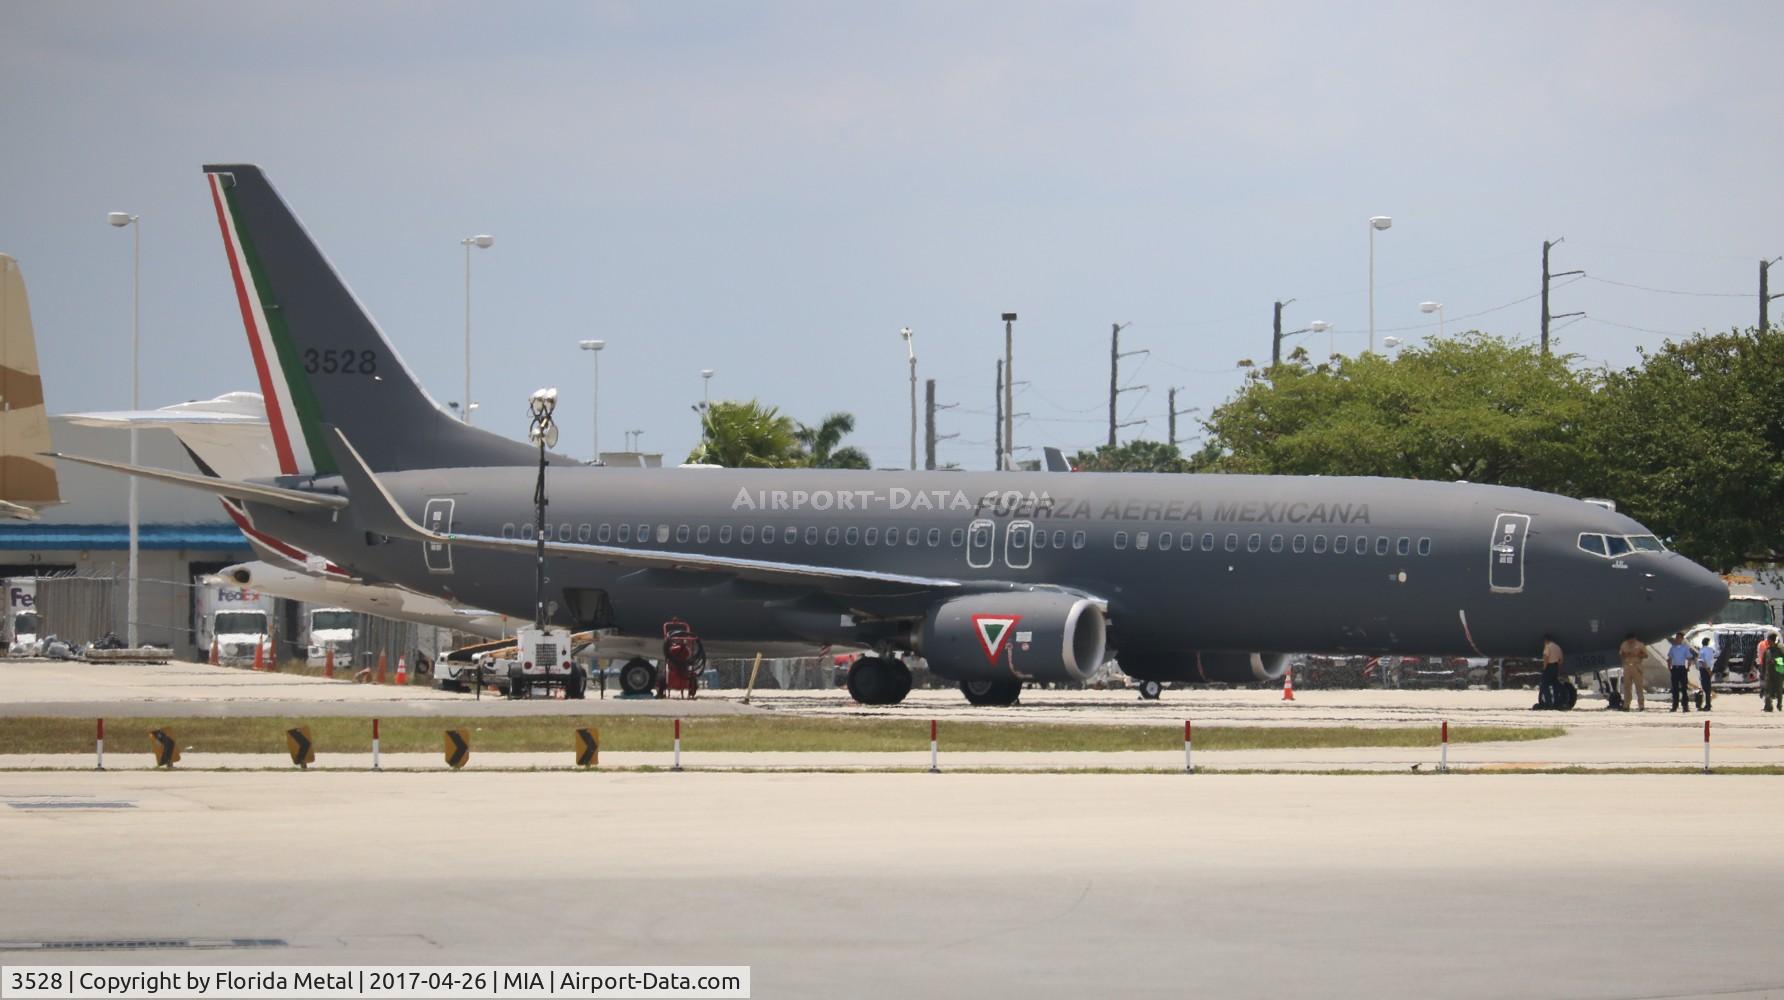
[423,498,455,574]
[1004,520,1033,569]
[1489,512,1531,594]
[967,518,995,569]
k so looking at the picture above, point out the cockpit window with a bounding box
[1628,535,1665,552]
[1578,533,1607,557]
[1604,535,1632,557]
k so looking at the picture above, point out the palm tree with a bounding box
[795,412,871,469]
[686,400,804,468]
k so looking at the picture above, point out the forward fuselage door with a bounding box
[1004,520,1033,569]
[423,498,455,574]
[967,518,995,569]
[1489,512,1531,594]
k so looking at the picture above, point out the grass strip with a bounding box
[0,716,1561,755]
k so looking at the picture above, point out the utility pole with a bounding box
[1541,237,1584,355]
[1762,258,1783,332]
[1272,298,1297,367]
[1001,313,1017,472]
[1108,322,1145,447]
[924,378,958,471]
[1167,387,1195,450]
[994,359,1004,471]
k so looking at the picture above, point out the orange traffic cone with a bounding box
[208,637,220,666]
[251,641,265,671]
[1282,667,1296,701]
[395,656,408,685]
[375,651,388,685]
[323,646,335,679]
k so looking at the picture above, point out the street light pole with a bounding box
[1368,216,1392,353]
[1308,320,1332,360]
[901,328,916,471]
[460,235,494,424]
[578,340,605,461]
[107,211,140,648]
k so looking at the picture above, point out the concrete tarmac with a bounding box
[2,769,1780,999]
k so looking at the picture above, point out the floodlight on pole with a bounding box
[460,234,494,424]
[526,387,558,631]
[107,211,141,648]
[1420,300,1444,338]
[1383,336,1403,349]
[579,339,605,462]
[1368,216,1392,353]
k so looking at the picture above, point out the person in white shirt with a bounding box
[1697,636,1719,711]
[1667,634,1693,712]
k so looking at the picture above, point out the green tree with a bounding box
[1068,439,1193,473]
[1586,327,1784,572]
[794,412,872,469]
[1198,333,1600,494]
[687,400,804,468]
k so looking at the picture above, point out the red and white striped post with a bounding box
[1440,720,1449,774]
[1704,719,1711,774]
[929,720,939,773]
[1184,720,1193,774]
[371,717,381,772]
[672,719,683,772]
[95,718,105,771]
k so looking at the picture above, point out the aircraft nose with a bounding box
[1663,556,1728,626]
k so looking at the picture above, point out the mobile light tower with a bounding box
[460,234,494,424]
[106,210,140,648]
[1419,300,1445,338]
[526,388,559,631]
[1367,216,1392,353]
[901,327,917,471]
[578,339,605,461]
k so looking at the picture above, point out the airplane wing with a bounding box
[326,427,983,598]
[45,452,349,513]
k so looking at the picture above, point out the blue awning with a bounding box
[0,523,249,551]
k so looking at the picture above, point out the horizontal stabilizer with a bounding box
[45,452,348,512]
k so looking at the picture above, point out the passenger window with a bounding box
[1072,531,1087,550]
[1292,534,1306,554]
[1333,535,1348,554]
[1181,532,1195,551]
[675,525,690,543]
[1312,534,1328,554]
[697,525,710,543]
[1417,537,1431,556]
[577,523,592,543]
[1396,537,1410,556]
[1202,533,1215,552]
[1054,530,1067,549]
[560,523,572,542]
[1114,531,1129,550]
[846,527,859,545]
[501,523,516,539]
[887,529,900,546]
[1135,531,1150,551]
[718,525,731,543]
[741,525,754,544]
[1355,535,1368,555]
[927,528,941,546]
[825,527,839,545]
[1247,533,1262,553]
[616,524,630,543]
[1374,536,1390,556]
[597,523,612,543]
[951,528,965,547]
[1158,531,1173,551]
[1269,534,1283,553]
[906,528,921,546]
[1225,533,1239,552]
[1605,535,1632,557]
[864,527,879,545]
[805,527,819,545]
[638,524,650,542]
[1033,531,1048,550]
[656,525,670,543]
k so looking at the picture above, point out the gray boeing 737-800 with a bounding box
[55,164,1728,706]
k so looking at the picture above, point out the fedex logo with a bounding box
[9,588,33,610]
[216,588,262,604]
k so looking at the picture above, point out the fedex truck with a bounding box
[5,579,39,655]
[197,583,275,665]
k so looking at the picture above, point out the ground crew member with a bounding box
[1618,633,1646,712]
[1667,633,1692,712]
[1538,635,1564,710]
[1697,636,1718,711]
[1758,633,1775,694]
[1766,633,1783,713]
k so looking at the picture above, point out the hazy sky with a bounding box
[5,1,1781,469]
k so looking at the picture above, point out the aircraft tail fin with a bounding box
[202,164,549,475]
[0,254,60,516]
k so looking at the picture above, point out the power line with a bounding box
[1579,275,1748,298]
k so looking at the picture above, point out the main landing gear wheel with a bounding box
[960,678,1021,707]
[619,657,656,696]
[1137,680,1164,700]
[847,657,913,706]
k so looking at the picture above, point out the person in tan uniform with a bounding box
[1618,633,1646,712]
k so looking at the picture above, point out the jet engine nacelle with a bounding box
[1118,648,1292,684]
[227,566,253,585]
[917,591,1107,684]
[1194,651,1293,684]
